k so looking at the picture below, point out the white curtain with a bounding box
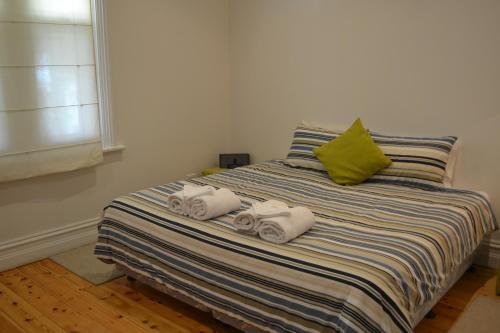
[0,0,102,182]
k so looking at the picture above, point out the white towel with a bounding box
[232,209,259,234]
[167,184,215,216]
[254,200,291,218]
[190,188,241,221]
[167,191,185,215]
[258,206,315,244]
[184,185,215,215]
[233,200,290,234]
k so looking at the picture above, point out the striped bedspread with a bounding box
[95,161,497,333]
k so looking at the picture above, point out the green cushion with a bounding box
[313,118,392,185]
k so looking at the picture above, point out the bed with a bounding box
[95,160,496,333]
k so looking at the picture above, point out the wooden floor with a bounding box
[0,259,497,333]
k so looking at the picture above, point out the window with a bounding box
[0,0,114,182]
[91,0,114,149]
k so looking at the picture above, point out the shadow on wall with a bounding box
[0,152,123,206]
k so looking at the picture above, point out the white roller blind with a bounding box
[0,0,102,182]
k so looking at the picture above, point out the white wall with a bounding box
[229,0,500,242]
[1,0,499,269]
[0,0,231,244]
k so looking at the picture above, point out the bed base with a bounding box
[424,310,436,319]
[117,264,267,333]
[115,251,478,332]
[410,250,477,326]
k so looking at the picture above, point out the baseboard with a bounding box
[1,216,497,272]
[475,238,500,268]
[0,216,100,272]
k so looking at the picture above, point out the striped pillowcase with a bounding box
[285,124,458,184]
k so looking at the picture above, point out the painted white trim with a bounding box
[475,238,500,268]
[0,214,496,272]
[91,0,115,148]
[0,216,100,272]
[103,144,126,154]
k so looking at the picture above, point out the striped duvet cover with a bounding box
[95,161,497,333]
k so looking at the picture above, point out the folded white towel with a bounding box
[232,209,259,234]
[167,190,185,215]
[253,200,291,218]
[190,188,241,221]
[258,206,315,244]
[233,200,290,234]
[184,185,215,215]
[184,184,215,198]
[167,184,215,216]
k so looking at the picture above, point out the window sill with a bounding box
[103,144,126,154]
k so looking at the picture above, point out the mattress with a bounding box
[95,160,497,333]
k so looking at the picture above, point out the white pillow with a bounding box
[443,139,461,187]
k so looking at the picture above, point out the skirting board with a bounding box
[0,216,100,272]
[475,239,500,268]
[0,216,498,272]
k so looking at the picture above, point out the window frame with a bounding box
[91,0,119,151]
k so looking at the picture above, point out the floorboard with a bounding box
[0,260,497,332]
[414,265,498,333]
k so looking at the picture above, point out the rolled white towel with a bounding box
[167,191,185,215]
[258,206,315,244]
[167,184,214,216]
[233,208,259,234]
[233,200,290,234]
[184,185,215,215]
[190,188,241,221]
